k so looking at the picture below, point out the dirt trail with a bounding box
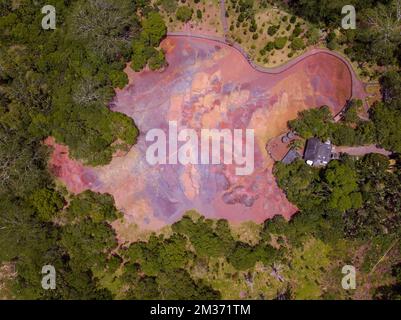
[335,145,391,157]
[220,0,228,37]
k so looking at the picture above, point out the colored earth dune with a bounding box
[46,36,367,230]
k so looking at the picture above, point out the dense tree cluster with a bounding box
[116,214,282,299]
[0,0,163,299]
[287,0,401,67]
[273,67,401,297]
[131,12,167,71]
[288,102,376,146]
[370,71,401,153]
[0,0,141,166]
[281,77,401,234]
[289,88,401,153]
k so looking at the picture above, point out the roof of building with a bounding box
[282,149,300,164]
[304,138,332,165]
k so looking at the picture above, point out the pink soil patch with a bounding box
[46,36,366,231]
[45,137,98,193]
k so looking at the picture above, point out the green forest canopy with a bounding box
[0,0,400,300]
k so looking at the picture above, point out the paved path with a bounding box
[335,145,391,157]
[220,0,229,37]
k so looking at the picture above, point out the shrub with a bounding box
[267,25,279,36]
[176,6,193,22]
[306,27,320,45]
[326,31,337,50]
[291,37,305,50]
[265,41,275,51]
[293,25,303,37]
[274,37,288,50]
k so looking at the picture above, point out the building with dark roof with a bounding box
[303,138,332,167]
[281,148,301,164]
